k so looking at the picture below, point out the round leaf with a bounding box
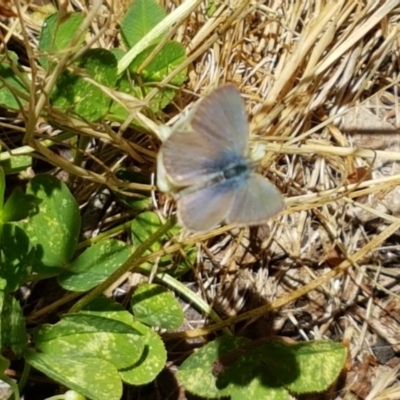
[58,239,130,291]
[34,314,144,370]
[25,350,122,400]
[177,336,248,399]
[131,283,184,329]
[119,321,166,385]
[24,174,80,269]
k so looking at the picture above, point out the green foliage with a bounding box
[33,314,144,369]
[0,174,178,398]
[38,12,86,70]
[50,49,118,121]
[132,211,193,277]
[58,239,131,291]
[25,350,122,400]
[0,290,28,354]
[0,52,29,110]
[0,167,39,290]
[131,283,184,329]
[21,174,81,271]
[115,168,152,212]
[35,2,187,123]
[0,155,32,175]
[120,0,166,48]
[82,297,167,386]
[177,336,348,399]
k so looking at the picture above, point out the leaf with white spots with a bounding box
[284,341,347,394]
[81,296,135,326]
[80,298,167,385]
[58,239,130,291]
[131,212,193,277]
[38,12,86,70]
[24,175,80,271]
[177,336,248,399]
[34,314,145,370]
[119,321,166,385]
[178,336,347,398]
[0,223,34,291]
[0,290,27,354]
[131,283,184,329]
[25,350,122,400]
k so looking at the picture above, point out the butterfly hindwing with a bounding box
[176,179,238,232]
[226,173,284,226]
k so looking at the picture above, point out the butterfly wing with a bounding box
[176,180,238,232]
[190,84,249,157]
[159,85,249,187]
[226,173,284,226]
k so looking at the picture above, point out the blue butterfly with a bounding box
[158,85,284,232]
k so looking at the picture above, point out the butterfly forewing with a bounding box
[226,173,284,226]
[159,127,241,188]
[159,85,248,188]
[191,85,249,157]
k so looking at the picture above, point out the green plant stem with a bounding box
[17,361,30,397]
[0,132,76,162]
[68,217,176,313]
[76,220,133,250]
[139,265,232,336]
[2,374,20,400]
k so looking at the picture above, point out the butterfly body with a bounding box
[157,85,284,232]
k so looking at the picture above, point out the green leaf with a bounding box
[177,336,248,399]
[131,211,166,253]
[115,169,152,212]
[25,350,122,400]
[0,223,34,291]
[0,167,4,217]
[0,354,17,400]
[23,174,81,270]
[129,41,186,85]
[285,341,347,394]
[0,52,29,110]
[109,41,187,120]
[34,314,144,370]
[217,340,297,396]
[131,283,184,329]
[177,337,347,399]
[0,290,28,354]
[80,297,167,386]
[206,1,218,17]
[81,296,135,326]
[119,321,166,385]
[221,340,347,395]
[64,390,86,400]
[131,211,193,277]
[120,0,166,49]
[2,187,40,223]
[51,49,118,121]
[0,155,32,175]
[58,239,131,291]
[229,379,289,400]
[38,12,86,70]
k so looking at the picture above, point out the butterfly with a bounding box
[157,84,284,232]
